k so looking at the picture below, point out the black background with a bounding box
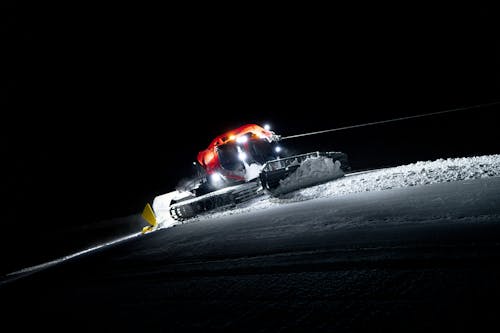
[2,3,499,235]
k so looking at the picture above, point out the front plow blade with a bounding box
[259,151,349,196]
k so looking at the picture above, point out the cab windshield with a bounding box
[217,143,243,171]
[217,139,277,171]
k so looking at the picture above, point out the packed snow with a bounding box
[244,162,263,181]
[284,154,500,202]
[186,154,500,223]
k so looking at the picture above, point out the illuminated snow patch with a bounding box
[153,190,187,228]
[245,163,263,181]
[194,154,500,220]
[287,154,500,202]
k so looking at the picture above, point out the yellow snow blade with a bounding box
[141,203,157,234]
[142,225,154,234]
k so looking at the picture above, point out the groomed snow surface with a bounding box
[4,154,500,332]
[184,154,500,223]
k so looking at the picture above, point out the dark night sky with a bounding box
[2,4,499,235]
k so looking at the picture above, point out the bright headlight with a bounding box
[210,173,222,183]
[236,136,248,143]
[237,146,247,161]
[238,152,247,161]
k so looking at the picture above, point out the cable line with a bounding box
[281,101,500,140]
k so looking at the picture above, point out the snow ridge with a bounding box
[194,154,500,221]
[287,154,500,202]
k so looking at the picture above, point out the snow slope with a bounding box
[186,154,500,222]
[143,176,500,262]
[3,155,500,332]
